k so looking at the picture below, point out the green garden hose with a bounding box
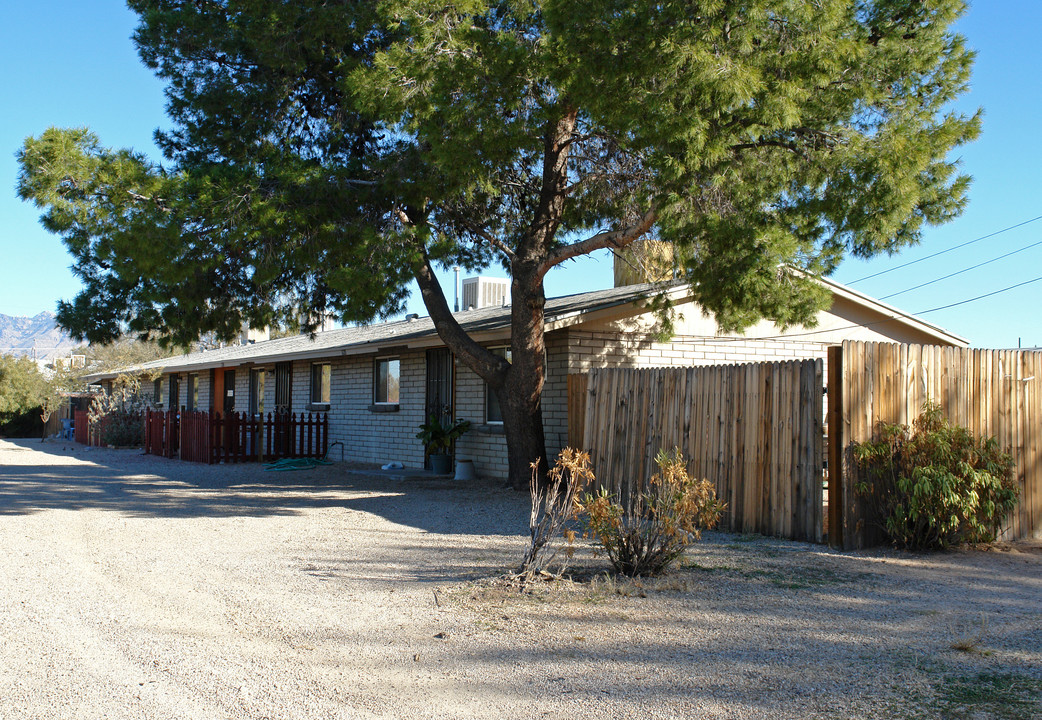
[263,457,333,471]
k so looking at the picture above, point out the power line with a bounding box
[847,214,1042,284]
[881,235,1042,300]
[916,274,1042,315]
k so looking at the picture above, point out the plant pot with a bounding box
[454,458,475,481]
[429,453,453,474]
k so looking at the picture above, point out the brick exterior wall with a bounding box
[563,329,829,371]
[453,358,508,482]
[310,353,428,468]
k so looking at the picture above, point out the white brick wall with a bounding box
[453,358,508,481]
[317,353,427,468]
[564,329,828,372]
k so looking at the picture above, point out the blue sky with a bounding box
[2,2,1039,348]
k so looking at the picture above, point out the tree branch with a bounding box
[730,139,799,153]
[413,247,508,386]
[463,222,516,261]
[540,206,658,276]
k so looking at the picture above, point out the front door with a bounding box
[425,349,454,470]
[274,362,292,414]
[425,349,454,422]
[222,369,236,414]
[211,369,236,415]
[169,375,180,411]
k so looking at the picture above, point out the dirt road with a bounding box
[0,438,1038,719]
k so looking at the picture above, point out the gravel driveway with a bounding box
[0,438,1039,720]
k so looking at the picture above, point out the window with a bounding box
[153,378,163,406]
[249,368,265,417]
[187,373,199,411]
[485,347,511,423]
[311,363,331,406]
[373,357,400,404]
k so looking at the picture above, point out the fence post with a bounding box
[307,413,314,457]
[827,345,844,549]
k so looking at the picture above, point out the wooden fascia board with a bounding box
[820,278,969,347]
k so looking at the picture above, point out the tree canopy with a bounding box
[0,354,50,422]
[18,0,980,485]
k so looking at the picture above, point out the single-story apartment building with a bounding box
[85,275,966,480]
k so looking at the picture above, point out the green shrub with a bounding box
[575,448,725,576]
[853,402,1018,550]
[100,408,144,447]
[88,373,148,447]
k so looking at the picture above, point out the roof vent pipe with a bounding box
[454,266,460,312]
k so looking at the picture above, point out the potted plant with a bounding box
[416,414,471,474]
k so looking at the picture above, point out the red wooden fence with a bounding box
[144,409,179,458]
[180,411,212,463]
[73,409,119,447]
[142,410,328,464]
[74,410,89,445]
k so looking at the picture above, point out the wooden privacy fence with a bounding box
[580,361,825,542]
[829,341,1042,548]
[145,409,328,464]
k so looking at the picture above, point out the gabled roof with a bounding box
[83,277,965,381]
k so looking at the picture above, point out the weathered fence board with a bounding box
[830,341,1042,548]
[579,360,824,543]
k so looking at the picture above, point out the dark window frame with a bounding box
[373,357,401,406]
[310,362,331,408]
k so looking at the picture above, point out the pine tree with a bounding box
[18,0,980,487]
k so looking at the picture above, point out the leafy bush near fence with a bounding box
[575,448,725,576]
[853,401,1018,550]
[100,408,144,447]
[88,373,148,447]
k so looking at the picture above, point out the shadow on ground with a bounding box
[0,439,529,536]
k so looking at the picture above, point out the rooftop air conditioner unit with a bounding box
[461,276,510,310]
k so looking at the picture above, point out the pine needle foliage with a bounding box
[18,0,982,488]
[853,402,1018,551]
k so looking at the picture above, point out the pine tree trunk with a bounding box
[499,376,549,491]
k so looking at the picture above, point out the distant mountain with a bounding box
[0,312,80,364]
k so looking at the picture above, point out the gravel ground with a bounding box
[0,437,1038,720]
